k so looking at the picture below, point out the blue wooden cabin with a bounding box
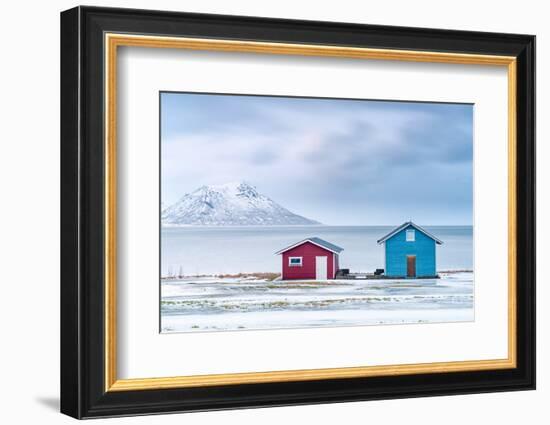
[377,221,443,278]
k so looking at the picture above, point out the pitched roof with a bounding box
[377,221,443,245]
[275,237,344,255]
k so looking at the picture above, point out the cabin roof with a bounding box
[275,237,344,255]
[377,221,443,245]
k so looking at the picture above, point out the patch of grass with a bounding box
[218,272,280,281]
[266,281,350,289]
[438,269,473,274]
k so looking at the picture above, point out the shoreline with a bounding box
[162,224,474,228]
[161,269,473,281]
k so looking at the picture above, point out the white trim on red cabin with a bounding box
[275,238,343,255]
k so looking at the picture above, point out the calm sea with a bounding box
[161,225,472,277]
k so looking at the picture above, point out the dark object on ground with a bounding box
[374,268,385,276]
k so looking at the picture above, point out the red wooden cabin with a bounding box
[275,237,343,281]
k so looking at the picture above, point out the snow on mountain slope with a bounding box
[162,182,320,226]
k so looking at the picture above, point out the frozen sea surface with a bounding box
[161,271,474,333]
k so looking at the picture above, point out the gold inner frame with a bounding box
[104,33,517,392]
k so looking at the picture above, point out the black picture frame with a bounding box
[61,5,535,419]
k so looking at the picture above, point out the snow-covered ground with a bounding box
[161,272,474,333]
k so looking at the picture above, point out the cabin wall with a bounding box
[384,226,436,277]
[282,242,335,280]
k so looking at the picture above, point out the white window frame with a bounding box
[288,256,303,267]
[406,229,415,242]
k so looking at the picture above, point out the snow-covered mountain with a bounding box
[162,182,320,226]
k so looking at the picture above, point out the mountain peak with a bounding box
[198,181,257,195]
[162,183,320,226]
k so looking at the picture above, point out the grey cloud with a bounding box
[161,93,473,225]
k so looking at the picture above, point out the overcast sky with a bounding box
[161,92,473,225]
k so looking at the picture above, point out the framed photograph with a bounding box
[60,6,535,419]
